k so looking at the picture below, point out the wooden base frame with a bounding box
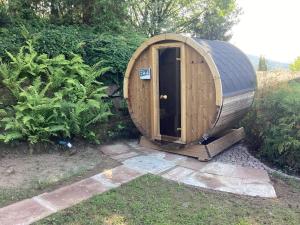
[139,128,245,161]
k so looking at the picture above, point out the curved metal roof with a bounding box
[193,38,257,97]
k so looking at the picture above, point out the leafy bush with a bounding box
[0,27,26,61]
[0,25,145,90]
[0,42,111,151]
[242,81,300,174]
[34,26,84,58]
[0,3,11,26]
[35,28,145,89]
[81,32,145,88]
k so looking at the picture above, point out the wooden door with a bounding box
[158,47,181,138]
[151,43,186,143]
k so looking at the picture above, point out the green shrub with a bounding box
[242,81,300,174]
[0,27,25,61]
[0,3,11,26]
[0,25,145,90]
[81,32,145,88]
[34,26,84,58]
[35,28,145,89]
[0,41,111,151]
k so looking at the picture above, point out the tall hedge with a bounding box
[0,25,146,89]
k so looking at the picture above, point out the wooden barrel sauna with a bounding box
[124,34,256,145]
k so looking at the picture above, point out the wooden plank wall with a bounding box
[128,48,152,137]
[185,45,217,143]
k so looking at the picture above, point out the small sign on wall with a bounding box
[139,68,151,80]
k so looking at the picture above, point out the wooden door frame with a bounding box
[151,43,187,144]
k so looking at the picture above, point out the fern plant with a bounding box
[0,41,112,151]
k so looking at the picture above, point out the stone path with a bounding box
[213,143,300,181]
[0,141,276,225]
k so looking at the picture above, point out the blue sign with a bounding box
[139,68,151,80]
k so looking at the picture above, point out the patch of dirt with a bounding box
[271,176,300,211]
[0,142,120,189]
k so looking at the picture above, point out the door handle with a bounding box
[160,95,168,100]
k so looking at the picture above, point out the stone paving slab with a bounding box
[92,165,144,187]
[37,178,107,211]
[180,171,241,190]
[178,157,208,171]
[144,151,187,163]
[241,182,277,198]
[0,199,52,225]
[199,162,270,182]
[110,151,140,162]
[121,143,276,198]
[134,146,162,155]
[162,166,195,182]
[180,171,276,198]
[161,152,187,163]
[122,154,176,174]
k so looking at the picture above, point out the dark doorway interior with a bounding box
[158,47,181,138]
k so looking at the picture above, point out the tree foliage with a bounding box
[290,56,300,72]
[1,0,241,40]
[258,55,268,71]
[186,0,241,40]
[127,0,241,39]
[2,0,128,32]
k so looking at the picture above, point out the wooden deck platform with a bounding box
[139,128,245,161]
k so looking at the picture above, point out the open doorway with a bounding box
[158,47,181,139]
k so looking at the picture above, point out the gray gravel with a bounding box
[212,144,267,170]
[213,143,300,181]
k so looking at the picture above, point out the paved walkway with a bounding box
[0,141,276,225]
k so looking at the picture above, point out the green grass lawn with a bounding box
[35,174,300,225]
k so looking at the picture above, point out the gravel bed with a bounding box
[213,143,300,181]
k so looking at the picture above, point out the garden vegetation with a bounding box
[243,81,300,174]
[0,0,240,150]
[0,41,112,152]
[2,0,299,175]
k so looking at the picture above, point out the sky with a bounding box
[230,0,300,63]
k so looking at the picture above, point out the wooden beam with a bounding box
[205,127,245,159]
[180,44,187,143]
[150,45,160,140]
